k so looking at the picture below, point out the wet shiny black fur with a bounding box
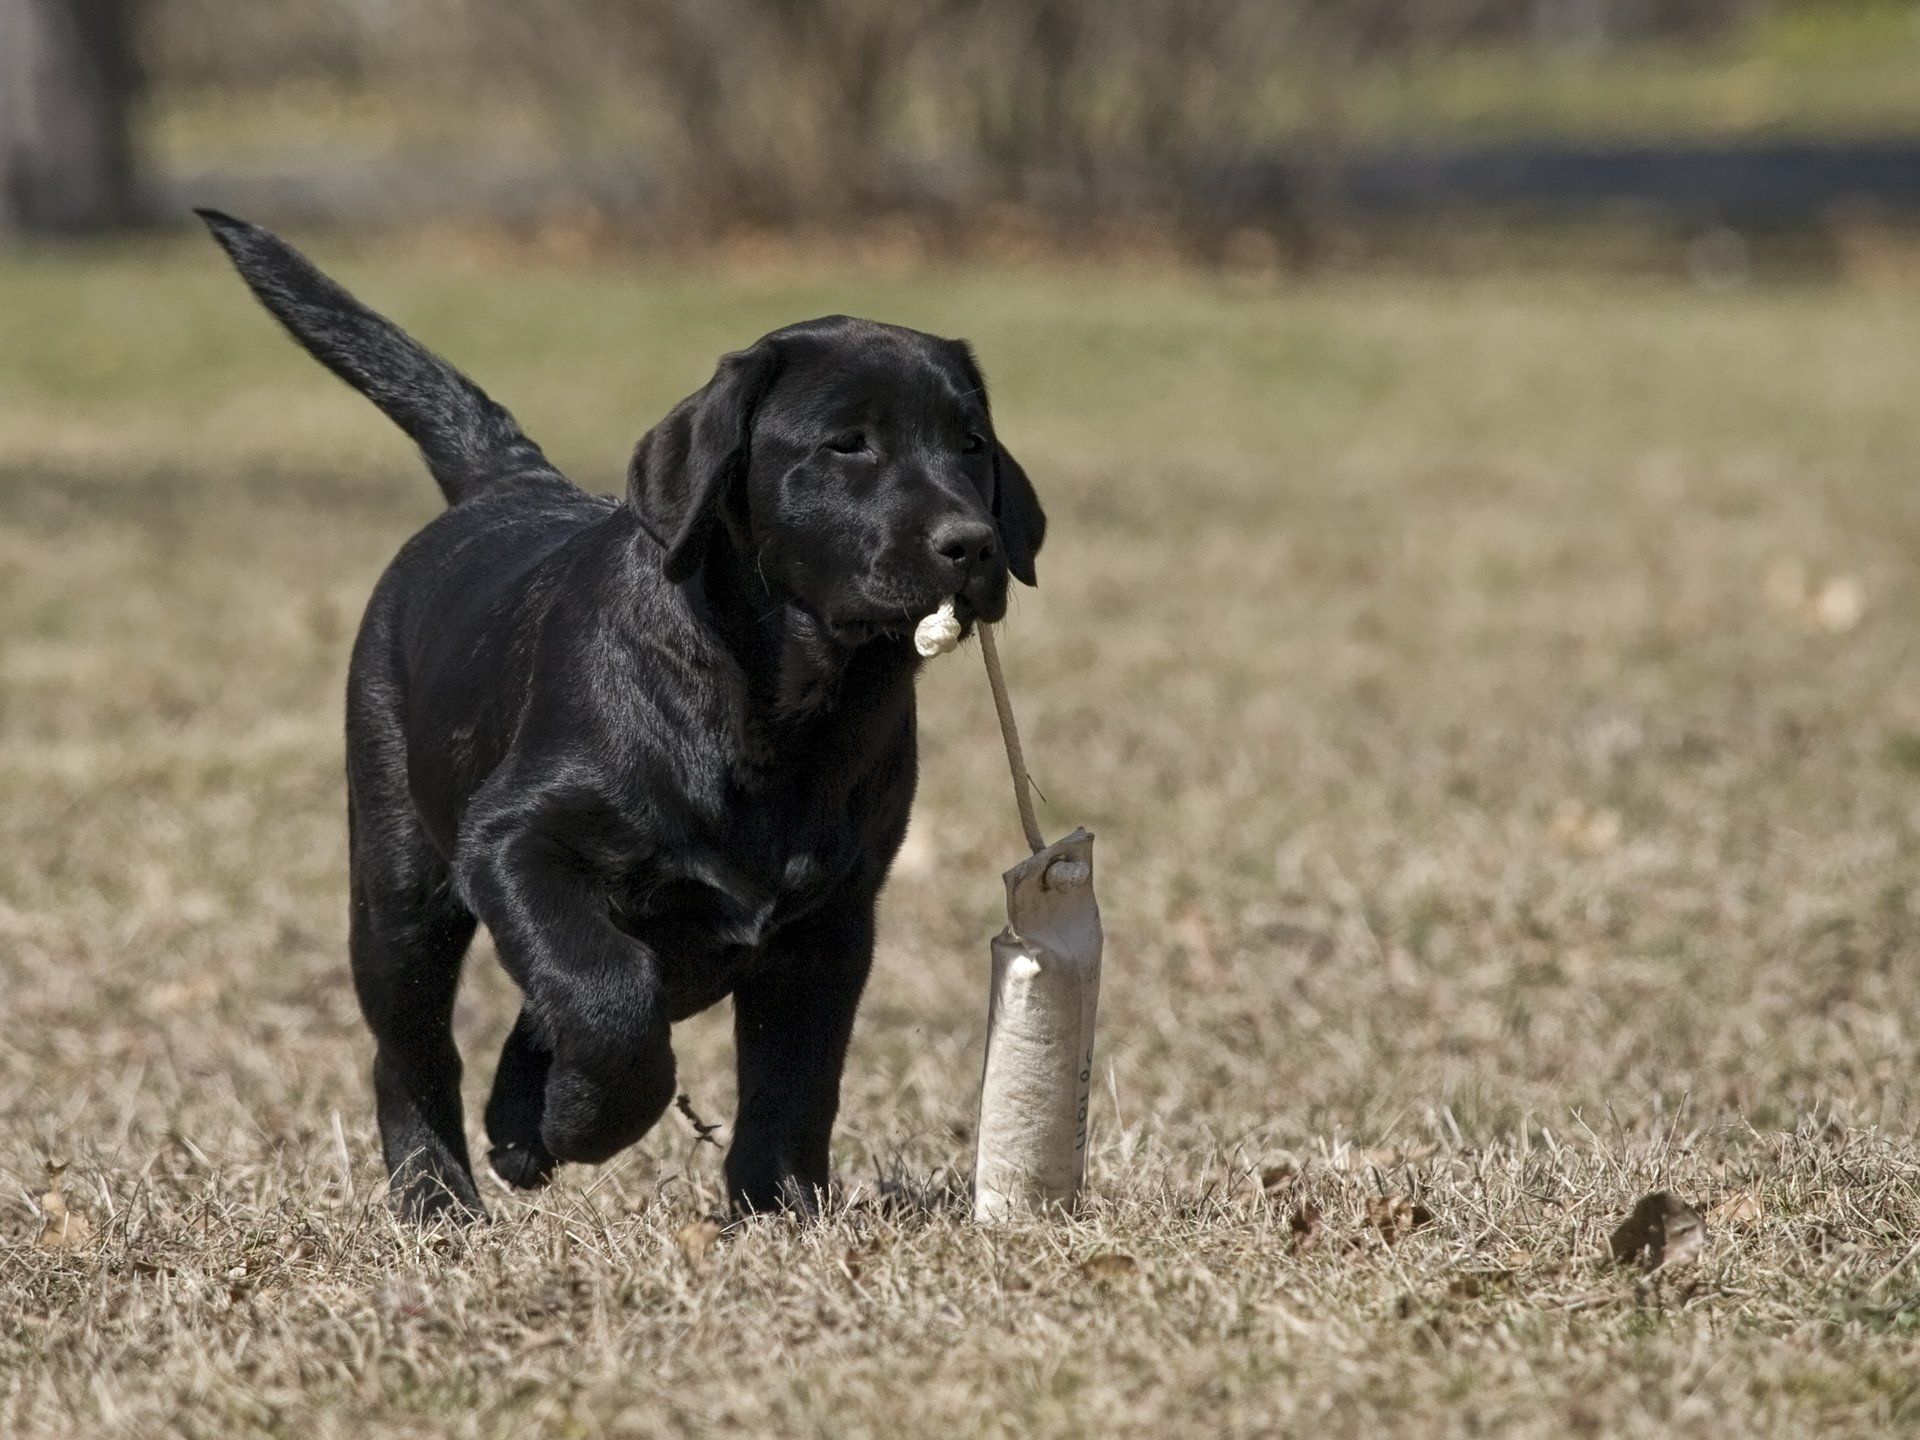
[197,211,1046,1221]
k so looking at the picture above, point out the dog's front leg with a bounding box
[727,896,876,1216]
[458,819,676,1170]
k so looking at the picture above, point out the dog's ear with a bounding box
[992,441,1046,587]
[628,342,779,582]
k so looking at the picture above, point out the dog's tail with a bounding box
[196,209,563,506]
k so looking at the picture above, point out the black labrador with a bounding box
[198,212,1045,1221]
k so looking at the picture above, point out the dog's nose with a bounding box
[930,518,999,579]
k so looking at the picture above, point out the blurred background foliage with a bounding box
[5,0,1920,262]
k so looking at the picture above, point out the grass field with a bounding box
[3,236,1920,1437]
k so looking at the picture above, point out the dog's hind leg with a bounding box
[349,826,484,1222]
[483,1008,558,1189]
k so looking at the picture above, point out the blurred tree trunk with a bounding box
[0,0,139,234]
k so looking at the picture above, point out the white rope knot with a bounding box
[914,598,962,657]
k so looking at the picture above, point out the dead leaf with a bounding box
[1448,1262,1523,1299]
[1709,1192,1763,1227]
[1609,1191,1707,1271]
[1288,1202,1323,1253]
[676,1217,723,1271]
[1365,1195,1433,1244]
[1803,1221,1850,1257]
[36,1188,93,1252]
[1259,1159,1298,1191]
[1079,1251,1139,1285]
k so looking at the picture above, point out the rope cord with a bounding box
[977,622,1046,855]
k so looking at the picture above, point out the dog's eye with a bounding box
[962,431,987,455]
[824,431,869,455]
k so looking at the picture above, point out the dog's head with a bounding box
[628,316,1045,646]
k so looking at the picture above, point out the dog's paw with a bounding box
[725,1151,831,1221]
[487,1138,558,1190]
[539,1048,675,1165]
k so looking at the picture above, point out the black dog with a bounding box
[198,212,1045,1221]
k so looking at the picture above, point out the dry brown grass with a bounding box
[3,239,1920,1437]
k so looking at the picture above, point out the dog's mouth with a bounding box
[827,594,981,649]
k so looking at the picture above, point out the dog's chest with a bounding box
[608,763,901,995]
[689,824,857,942]
[604,677,916,1015]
